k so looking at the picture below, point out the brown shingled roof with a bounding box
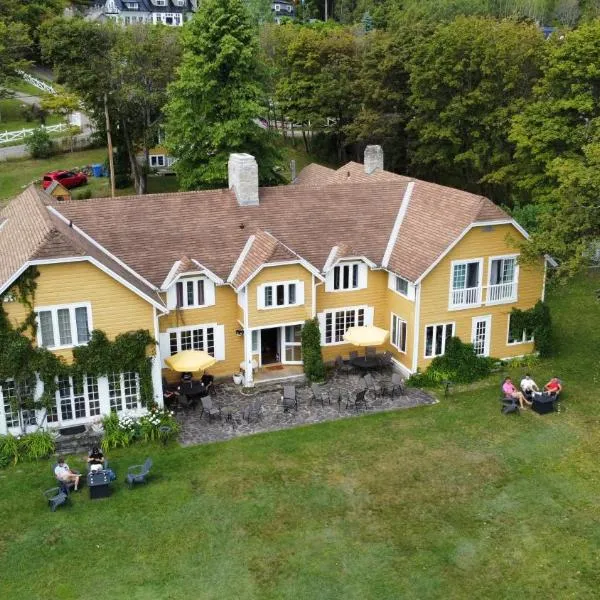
[230,230,302,289]
[51,180,409,287]
[293,163,336,186]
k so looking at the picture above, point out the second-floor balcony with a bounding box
[449,281,517,309]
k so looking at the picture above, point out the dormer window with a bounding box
[125,2,139,9]
[325,261,368,292]
[154,0,167,6]
[176,278,205,308]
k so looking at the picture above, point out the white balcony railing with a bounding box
[450,286,481,308]
[450,282,517,309]
[486,282,517,304]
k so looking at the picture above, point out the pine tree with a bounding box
[165,0,281,190]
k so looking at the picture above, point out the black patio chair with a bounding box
[329,387,344,410]
[335,355,354,377]
[388,372,405,398]
[363,373,382,398]
[282,385,298,412]
[377,351,393,373]
[365,346,377,359]
[244,401,262,422]
[200,396,221,422]
[311,383,330,406]
[347,389,367,411]
[44,485,69,512]
[126,458,153,488]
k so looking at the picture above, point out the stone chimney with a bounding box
[364,144,384,175]
[228,153,259,206]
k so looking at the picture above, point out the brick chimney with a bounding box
[364,145,384,174]
[228,153,259,206]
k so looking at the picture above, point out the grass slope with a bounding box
[0,273,599,599]
[0,98,61,133]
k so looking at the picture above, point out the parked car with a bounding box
[41,170,87,190]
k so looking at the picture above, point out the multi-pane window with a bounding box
[324,308,365,344]
[36,304,91,349]
[507,314,534,345]
[333,263,360,291]
[391,314,407,353]
[488,256,518,303]
[284,325,302,362]
[169,326,215,356]
[57,375,101,421]
[425,323,454,358]
[1,379,36,429]
[109,372,140,412]
[395,276,409,296]
[450,260,481,307]
[261,282,300,308]
[176,278,206,308]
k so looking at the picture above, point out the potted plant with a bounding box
[233,372,243,385]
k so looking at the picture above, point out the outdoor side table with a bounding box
[87,470,111,499]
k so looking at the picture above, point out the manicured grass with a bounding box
[0,273,599,599]
[0,98,61,133]
[0,148,109,201]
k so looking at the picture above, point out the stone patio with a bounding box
[177,371,437,446]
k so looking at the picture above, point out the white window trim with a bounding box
[150,154,165,167]
[390,313,407,354]
[322,304,371,346]
[35,302,93,350]
[167,322,217,355]
[471,315,492,357]
[506,314,535,345]
[171,276,215,310]
[258,280,303,310]
[387,272,415,301]
[55,374,101,423]
[326,261,367,293]
[423,321,456,359]
[108,372,141,412]
[448,258,484,311]
[486,254,519,305]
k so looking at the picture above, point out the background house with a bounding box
[101,0,196,25]
[271,1,296,23]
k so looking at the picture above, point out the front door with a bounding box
[261,328,280,365]
[471,316,491,357]
[282,325,303,364]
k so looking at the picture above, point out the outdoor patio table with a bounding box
[87,470,111,499]
[350,356,379,370]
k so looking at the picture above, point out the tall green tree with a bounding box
[165,0,281,190]
[407,17,544,202]
[0,19,31,92]
[41,18,181,194]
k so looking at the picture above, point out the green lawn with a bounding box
[0,98,61,133]
[0,273,599,599]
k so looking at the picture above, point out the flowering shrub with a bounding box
[101,408,179,451]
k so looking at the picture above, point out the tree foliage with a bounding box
[407,17,545,202]
[165,0,281,190]
[301,318,326,382]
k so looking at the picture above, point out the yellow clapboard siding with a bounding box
[248,264,313,328]
[4,261,155,364]
[159,285,244,382]
[387,289,416,371]
[418,224,544,370]
[317,270,391,363]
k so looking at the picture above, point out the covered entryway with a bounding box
[261,327,280,365]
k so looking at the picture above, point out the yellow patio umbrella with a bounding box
[343,326,389,347]
[165,350,217,373]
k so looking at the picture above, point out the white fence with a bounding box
[0,123,68,144]
[15,70,57,95]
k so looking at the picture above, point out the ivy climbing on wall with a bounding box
[509,301,552,357]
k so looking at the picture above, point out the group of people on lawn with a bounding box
[53,446,106,491]
[503,375,562,409]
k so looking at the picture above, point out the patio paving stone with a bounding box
[177,371,437,446]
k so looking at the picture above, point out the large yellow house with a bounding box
[0,146,551,435]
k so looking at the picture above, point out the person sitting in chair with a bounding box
[544,376,562,396]
[54,456,80,491]
[502,377,531,409]
[520,374,539,400]
[87,446,105,472]
[180,372,193,384]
